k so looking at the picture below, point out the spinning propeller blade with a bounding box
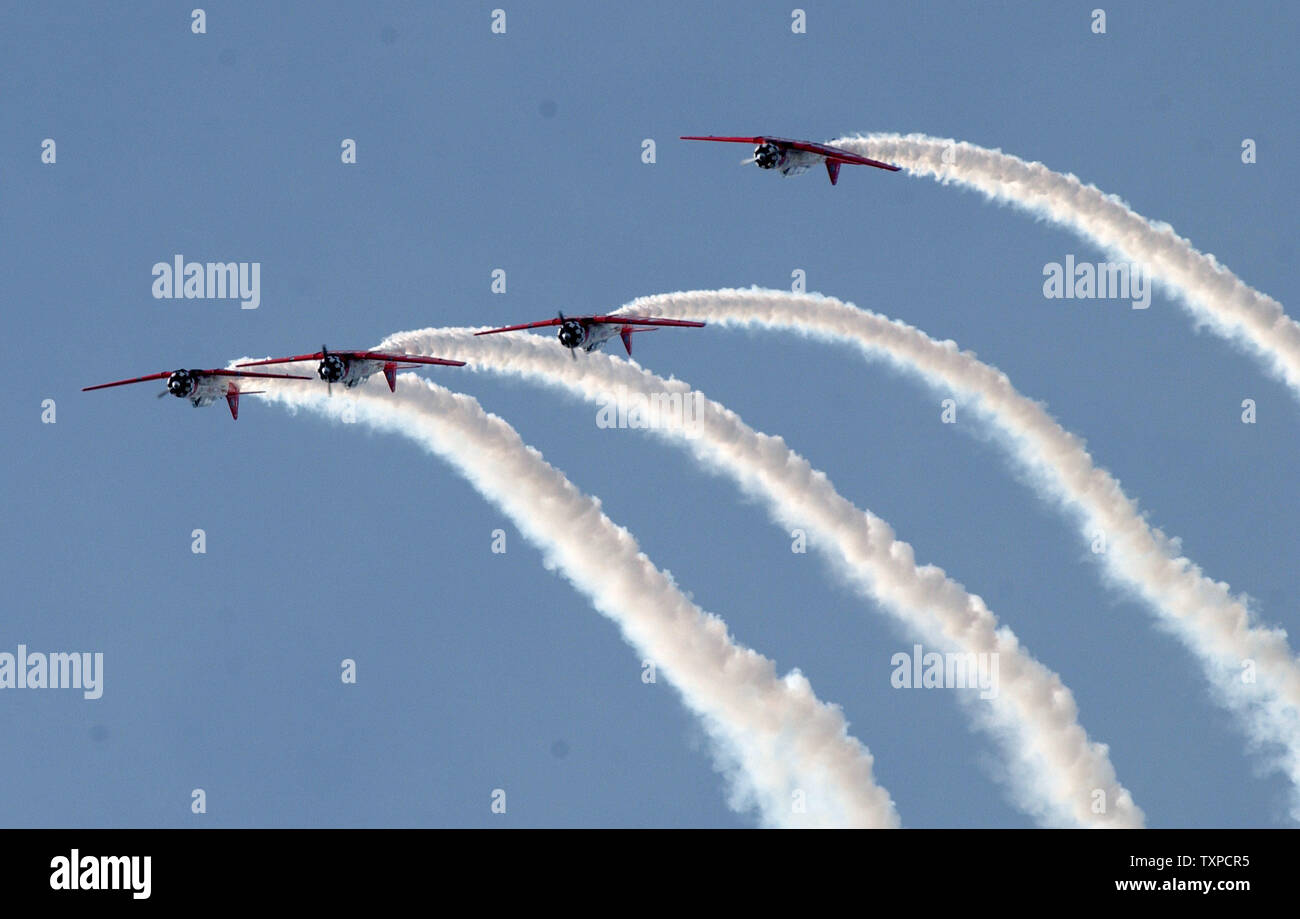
[558,312,577,359]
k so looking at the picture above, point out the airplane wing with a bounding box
[349,351,466,367]
[202,369,313,380]
[781,139,901,171]
[680,135,770,145]
[238,350,463,368]
[82,371,174,391]
[82,369,308,391]
[236,352,326,367]
[474,318,568,336]
[586,316,706,328]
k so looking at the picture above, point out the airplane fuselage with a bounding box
[165,370,233,408]
[340,359,387,388]
[317,355,386,388]
[186,385,224,408]
[557,319,622,353]
[772,147,820,177]
[578,323,622,352]
[752,142,821,178]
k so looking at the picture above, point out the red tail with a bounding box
[225,387,241,420]
[825,160,841,185]
[619,327,659,356]
[383,362,398,392]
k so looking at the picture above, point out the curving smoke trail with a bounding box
[613,287,1300,819]
[372,328,1144,827]
[832,133,1300,397]
[249,374,899,828]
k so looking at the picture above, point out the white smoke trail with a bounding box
[615,287,1300,819]
[373,328,1144,827]
[833,133,1300,396]
[249,374,899,828]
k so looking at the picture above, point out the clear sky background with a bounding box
[2,1,1296,827]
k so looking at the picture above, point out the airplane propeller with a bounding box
[558,312,578,360]
[323,344,332,395]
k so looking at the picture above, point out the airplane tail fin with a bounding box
[383,362,398,392]
[826,160,841,185]
[619,327,659,356]
[227,388,266,419]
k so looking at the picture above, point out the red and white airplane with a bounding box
[475,313,705,358]
[237,346,465,393]
[680,135,900,185]
[82,368,311,420]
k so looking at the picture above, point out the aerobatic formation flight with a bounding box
[15,6,1300,903]
[78,137,887,423]
[79,321,698,421]
[68,118,1296,837]
[69,127,1297,834]
[43,17,1295,860]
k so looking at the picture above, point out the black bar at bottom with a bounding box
[0,828,1284,905]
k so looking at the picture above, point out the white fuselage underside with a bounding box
[339,359,386,387]
[775,148,820,177]
[185,375,233,407]
[580,324,622,352]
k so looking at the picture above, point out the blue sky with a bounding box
[2,1,1296,827]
